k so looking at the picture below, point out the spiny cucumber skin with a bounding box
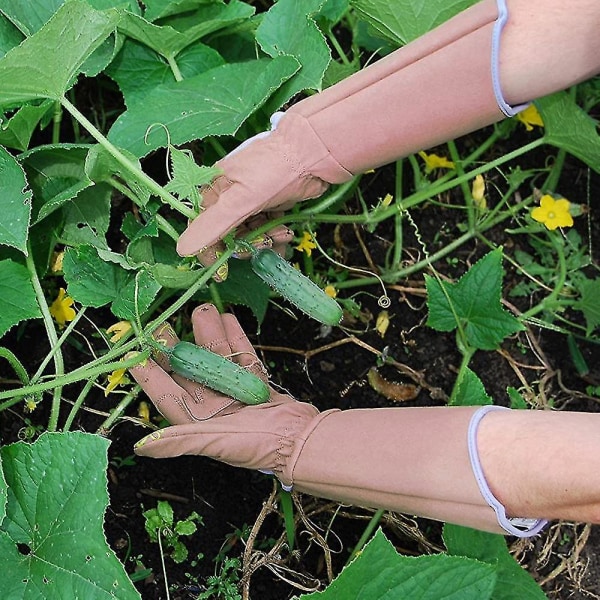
[169,341,269,405]
[251,249,343,326]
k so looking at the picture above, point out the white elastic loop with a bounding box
[492,0,530,117]
[468,405,548,537]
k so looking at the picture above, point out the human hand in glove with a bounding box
[129,303,550,538]
[178,0,600,268]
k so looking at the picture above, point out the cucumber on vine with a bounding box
[250,248,343,326]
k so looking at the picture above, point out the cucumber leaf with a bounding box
[0,145,32,253]
[299,529,496,600]
[0,259,41,337]
[0,432,140,599]
[426,249,524,350]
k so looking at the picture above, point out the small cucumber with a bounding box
[250,248,343,326]
[166,341,269,405]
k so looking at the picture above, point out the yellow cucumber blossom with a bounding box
[107,321,132,343]
[516,105,544,131]
[49,288,76,328]
[105,368,129,396]
[531,194,573,230]
[324,284,337,298]
[296,231,317,256]
[471,174,487,210]
[418,151,455,173]
[50,250,65,273]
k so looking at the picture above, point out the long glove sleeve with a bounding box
[130,305,547,538]
[178,0,524,256]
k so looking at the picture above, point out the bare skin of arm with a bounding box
[479,0,600,526]
[479,409,600,524]
[501,0,600,104]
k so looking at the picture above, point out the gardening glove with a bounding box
[130,304,546,538]
[177,0,524,259]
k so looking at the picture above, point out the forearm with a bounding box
[479,409,600,523]
[500,0,600,105]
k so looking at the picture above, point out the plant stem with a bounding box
[327,29,352,66]
[52,101,62,144]
[543,147,567,192]
[520,232,568,320]
[166,54,183,82]
[97,385,141,434]
[391,159,404,268]
[30,307,86,385]
[448,346,476,405]
[0,350,150,409]
[62,378,95,432]
[60,96,197,220]
[447,139,474,229]
[25,244,64,432]
[346,508,385,565]
[0,347,30,386]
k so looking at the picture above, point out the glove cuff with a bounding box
[468,405,548,537]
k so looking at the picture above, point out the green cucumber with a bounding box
[166,340,269,405]
[250,249,343,326]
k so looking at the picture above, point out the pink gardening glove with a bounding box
[130,303,546,537]
[178,0,525,264]
[129,303,321,479]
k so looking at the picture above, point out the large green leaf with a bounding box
[108,56,300,156]
[0,259,41,337]
[538,92,600,173]
[118,0,253,61]
[0,1,118,109]
[0,0,138,35]
[257,0,331,108]
[349,0,477,45]
[0,432,140,599]
[444,525,547,600]
[299,529,496,600]
[106,38,224,107]
[0,145,32,253]
[63,245,161,320]
[426,249,524,350]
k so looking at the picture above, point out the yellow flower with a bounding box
[516,105,544,132]
[50,251,65,273]
[324,284,337,298]
[375,310,390,338]
[106,321,132,343]
[25,398,38,412]
[381,193,393,207]
[105,368,129,396]
[296,231,317,256]
[138,400,151,422]
[418,151,455,174]
[49,288,76,328]
[531,194,573,230]
[471,174,487,210]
